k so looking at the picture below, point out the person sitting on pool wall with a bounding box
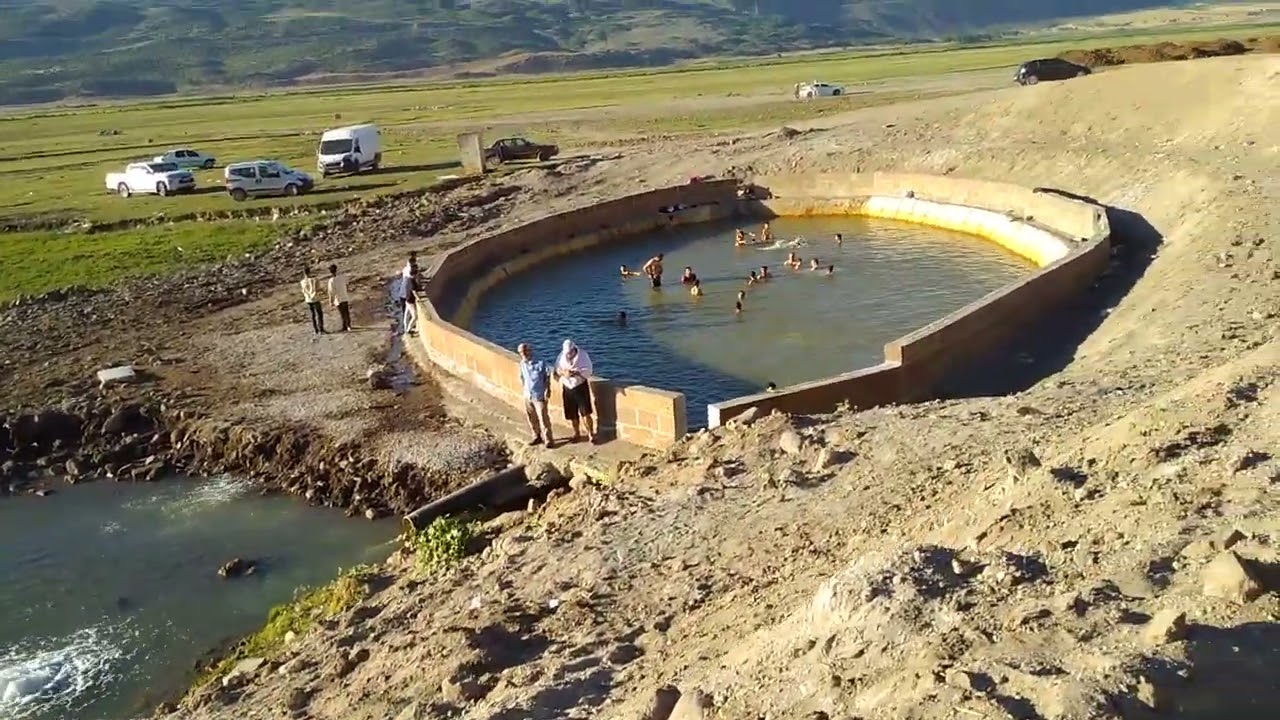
[556,339,596,443]
[619,265,641,278]
[642,253,664,289]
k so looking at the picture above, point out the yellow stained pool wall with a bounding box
[707,172,1111,427]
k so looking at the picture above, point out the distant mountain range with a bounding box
[0,0,1199,105]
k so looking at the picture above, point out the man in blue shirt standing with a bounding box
[517,342,555,446]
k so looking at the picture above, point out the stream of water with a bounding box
[0,478,395,720]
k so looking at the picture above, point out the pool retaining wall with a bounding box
[411,172,1111,447]
[414,180,738,449]
[706,172,1111,426]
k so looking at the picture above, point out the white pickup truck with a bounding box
[104,161,197,198]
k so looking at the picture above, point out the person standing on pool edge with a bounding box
[556,339,596,443]
[516,342,555,447]
[642,253,664,289]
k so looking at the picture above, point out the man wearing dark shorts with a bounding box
[556,339,596,443]
[642,253,664,289]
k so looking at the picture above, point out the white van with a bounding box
[316,123,381,177]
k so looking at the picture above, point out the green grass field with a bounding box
[0,22,1273,302]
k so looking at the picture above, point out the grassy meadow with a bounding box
[0,21,1274,301]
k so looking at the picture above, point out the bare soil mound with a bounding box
[177,55,1280,720]
[1058,36,1277,67]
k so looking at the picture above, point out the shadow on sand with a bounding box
[939,196,1164,399]
[1121,619,1280,718]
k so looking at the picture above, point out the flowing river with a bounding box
[0,477,396,720]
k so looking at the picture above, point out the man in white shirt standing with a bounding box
[327,263,352,332]
[300,267,324,334]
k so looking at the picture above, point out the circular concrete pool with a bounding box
[468,216,1033,423]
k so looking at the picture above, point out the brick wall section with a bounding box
[415,181,735,449]
[708,172,1112,426]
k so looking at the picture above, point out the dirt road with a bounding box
[142,54,1280,719]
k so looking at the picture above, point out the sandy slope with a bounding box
[175,55,1279,720]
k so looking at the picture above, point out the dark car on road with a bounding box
[485,137,559,164]
[1015,58,1092,85]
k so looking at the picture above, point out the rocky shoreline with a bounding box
[0,390,507,517]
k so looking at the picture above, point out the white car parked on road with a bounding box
[794,81,845,99]
[152,147,218,169]
[104,162,197,197]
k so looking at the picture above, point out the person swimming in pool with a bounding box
[617,311,628,325]
[825,265,835,276]
[759,265,771,280]
[642,253,664,288]
[619,265,641,278]
[681,266,699,285]
[734,228,747,247]
[809,258,821,271]
[746,270,759,285]
[734,289,746,314]
[785,252,802,270]
[834,233,843,245]
[690,278,703,297]
[760,222,772,243]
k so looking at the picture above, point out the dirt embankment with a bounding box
[174,55,1280,720]
[1058,35,1280,67]
[0,179,528,513]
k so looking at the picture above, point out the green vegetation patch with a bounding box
[1,221,281,302]
[191,564,379,691]
[410,515,477,574]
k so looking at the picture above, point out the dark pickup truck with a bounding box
[485,137,559,164]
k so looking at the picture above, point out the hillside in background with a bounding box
[0,0,1212,104]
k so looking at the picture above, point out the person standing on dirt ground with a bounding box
[401,268,420,336]
[327,263,352,332]
[399,253,419,335]
[517,343,554,447]
[642,253,664,289]
[395,251,418,323]
[300,267,324,335]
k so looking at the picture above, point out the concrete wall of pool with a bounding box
[412,173,1111,449]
